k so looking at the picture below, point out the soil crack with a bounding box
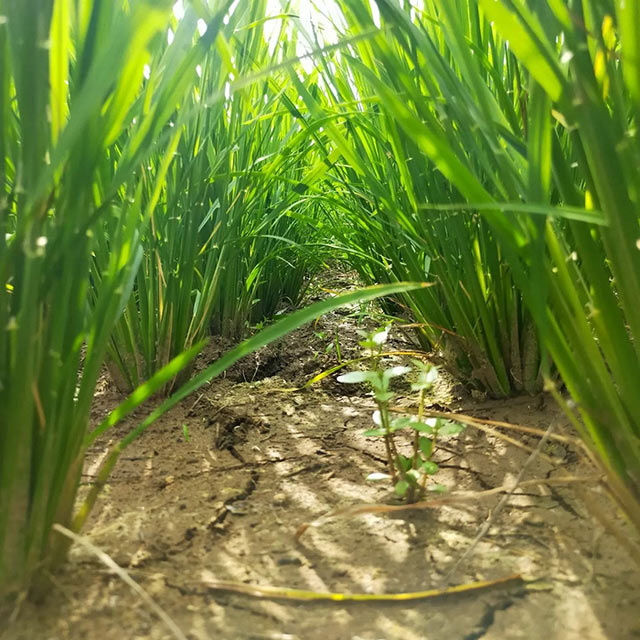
[207,469,260,530]
[463,592,526,640]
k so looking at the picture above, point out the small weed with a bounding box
[338,325,464,501]
[312,329,343,361]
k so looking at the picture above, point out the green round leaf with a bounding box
[420,460,439,475]
[410,420,434,434]
[394,479,409,496]
[419,436,433,458]
[395,454,412,472]
[436,420,466,437]
[428,484,448,494]
[383,365,411,381]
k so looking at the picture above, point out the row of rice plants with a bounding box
[0,0,422,602]
[282,0,542,397]
[321,0,640,528]
[101,1,327,394]
[0,0,218,600]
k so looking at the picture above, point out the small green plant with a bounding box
[311,329,343,362]
[338,326,464,501]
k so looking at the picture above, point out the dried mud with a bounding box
[4,292,640,640]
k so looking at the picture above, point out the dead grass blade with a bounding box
[201,570,523,602]
[52,525,188,640]
[294,474,603,539]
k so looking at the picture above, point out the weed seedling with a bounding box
[338,326,464,501]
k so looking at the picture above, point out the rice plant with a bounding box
[323,0,640,528]
[101,2,328,394]
[0,0,205,600]
[285,1,543,397]
[0,0,426,603]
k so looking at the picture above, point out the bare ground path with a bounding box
[5,295,640,640]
